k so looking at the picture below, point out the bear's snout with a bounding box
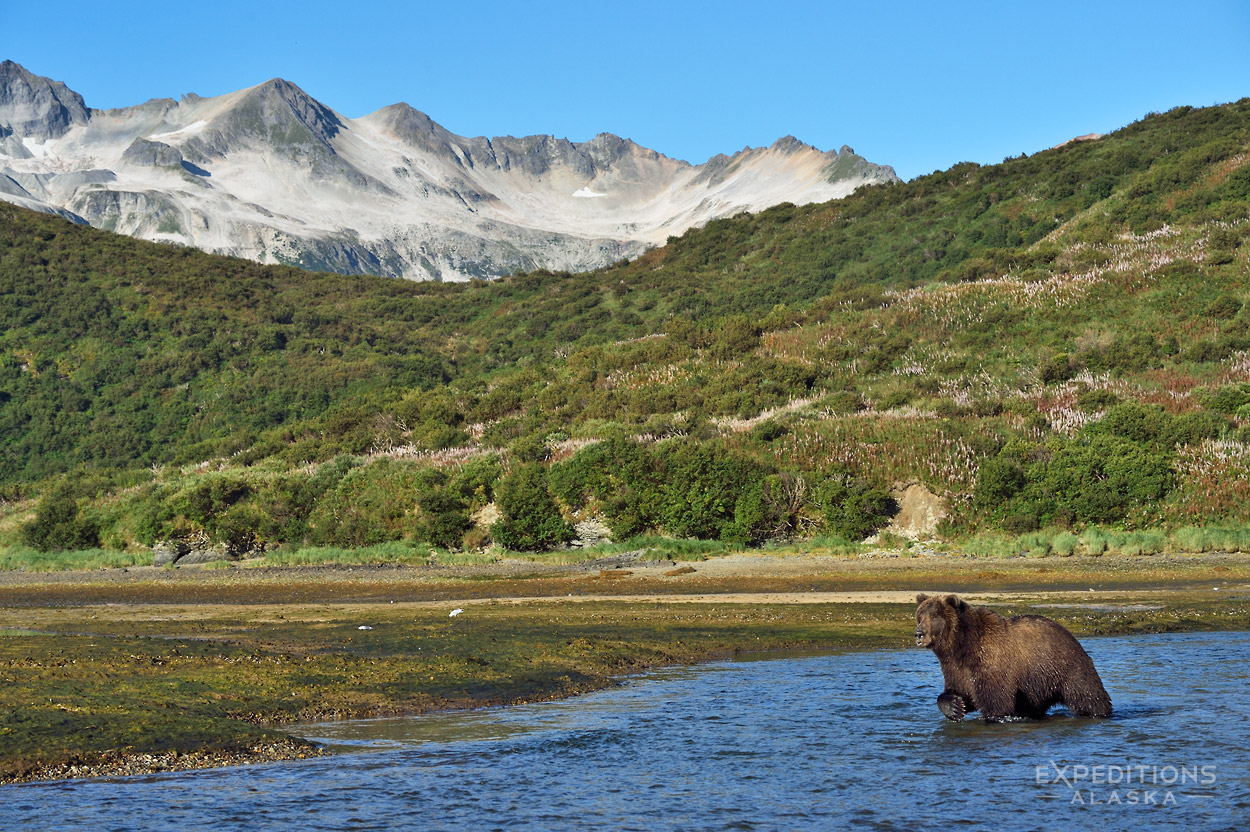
[914,629,927,646]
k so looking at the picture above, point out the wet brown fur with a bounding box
[915,593,1112,721]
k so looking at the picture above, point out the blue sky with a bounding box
[4,0,1248,180]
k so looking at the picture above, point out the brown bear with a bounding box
[915,593,1112,721]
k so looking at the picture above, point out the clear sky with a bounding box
[3,0,1248,180]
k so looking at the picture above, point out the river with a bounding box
[4,630,1248,831]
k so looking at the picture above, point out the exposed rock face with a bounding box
[70,189,187,239]
[883,482,949,540]
[121,138,185,167]
[0,61,900,281]
[152,537,261,566]
[152,541,191,567]
[0,60,89,141]
[173,545,232,566]
[572,517,613,547]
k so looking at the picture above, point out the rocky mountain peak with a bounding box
[233,77,344,143]
[578,132,668,167]
[769,135,815,155]
[371,102,458,155]
[0,61,90,141]
[823,144,897,185]
[177,76,348,166]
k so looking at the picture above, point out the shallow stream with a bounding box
[4,631,1248,830]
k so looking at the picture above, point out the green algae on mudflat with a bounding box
[0,599,910,782]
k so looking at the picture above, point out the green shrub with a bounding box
[1076,389,1120,412]
[876,390,912,411]
[213,502,270,556]
[450,454,501,510]
[1088,401,1225,448]
[509,433,553,463]
[710,315,762,361]
[819,391,864,414]
[1002,512,1041,534]
[1038,352,1075,384]
[750,420,790,442]
[1041,434,1173,523]
[415,488,473,550]
[21,486,101,552]
[815,473,898,541]
[306,460,440,547]
[549,433,658,539]
[979,433,1175,528]
[1204,294,1243,319]
[658,441,767,542]
[973,455,1027,508]
[1205,384,1250,414]
[491,463,574,551]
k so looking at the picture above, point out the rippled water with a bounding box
[4,631,1248,831]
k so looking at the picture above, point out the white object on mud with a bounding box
[449,609,464,617]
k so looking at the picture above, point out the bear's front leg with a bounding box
[936,690,967,721]
[971,685,1019,722]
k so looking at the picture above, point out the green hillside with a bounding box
[3,98,1250,562]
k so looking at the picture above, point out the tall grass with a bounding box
[1170,526,1250,553]
[780,534,864,555]
[1051,531,1080,557]
[259,541,435,566]
[773,416,990,496]
[962,533,1019,559]
[1172,440,1250,524]
[0,547,150,571]
[962,524,1239,558]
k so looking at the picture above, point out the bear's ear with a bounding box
[943,594,967,610]
[916,593,929,604]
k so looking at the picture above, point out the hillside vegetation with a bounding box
[3,99,1250,562]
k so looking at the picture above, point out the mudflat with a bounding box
[3,549,1247,604]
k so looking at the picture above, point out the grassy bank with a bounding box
[1,554,1249,784]
[8,520,1250,574]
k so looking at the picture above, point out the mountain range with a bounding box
[3,92,1250,559]
[0,60,898,281]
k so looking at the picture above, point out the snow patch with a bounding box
[149,120,208,141]
[20,137,52,159]
[572,186,607,198]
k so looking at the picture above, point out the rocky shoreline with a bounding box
[3,739,324,785]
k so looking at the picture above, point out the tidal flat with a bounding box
[1,552,1248,784]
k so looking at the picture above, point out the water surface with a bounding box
[5,631,1247,831]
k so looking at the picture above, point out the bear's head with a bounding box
[914,593,968,649]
